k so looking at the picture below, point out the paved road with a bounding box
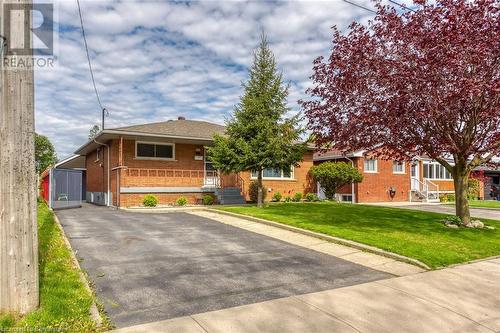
[56,205,390,328]
[391,204,500,220]
[112,258,500,333]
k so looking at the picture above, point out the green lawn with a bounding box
[217,202,500,269]
[0,202,111,332]
[446,200,500,210]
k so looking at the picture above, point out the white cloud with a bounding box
[35,0,376,158]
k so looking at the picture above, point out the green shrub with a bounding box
[292,192,303,202]
[143,194,158,207]
[305,193,318,202]
[176,196,188,206]
[310,162,363,200]
[442,215,462,226]
[439,194,448,203]
[249,181,267,203]
[202,195,214,205]
[446,193,456,202]
[284,196,292,202]
[272,192,282,202]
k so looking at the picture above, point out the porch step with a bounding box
[215,187,246,205]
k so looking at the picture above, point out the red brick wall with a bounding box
[87,140,314,206]
[122,140,205,170]
[86,147,108,193]
[121,193,207,207]
[120,140,207,189]
[240,151,315,201]
[357,158,411,202]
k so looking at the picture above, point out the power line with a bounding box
[76,0,108,129]
[342,0,377,14]
[388,0,417,12]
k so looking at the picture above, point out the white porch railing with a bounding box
[410,177,440,202]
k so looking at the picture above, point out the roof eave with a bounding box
[74,129,217,155]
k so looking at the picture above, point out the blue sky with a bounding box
[35,0,377,158]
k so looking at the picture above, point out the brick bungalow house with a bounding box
[75,117,315,207]
[314,150,456,203]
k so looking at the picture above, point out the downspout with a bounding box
[94,139,110,207]
[111,137,127,208]
[345,157,356,203]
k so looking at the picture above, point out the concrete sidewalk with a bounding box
[111,258,500,333]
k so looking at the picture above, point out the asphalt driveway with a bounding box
[56,205,390,328]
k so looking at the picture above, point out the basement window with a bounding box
[136,142,175,160]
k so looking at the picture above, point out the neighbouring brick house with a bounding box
[314,150,457,203]
[75,117,315,207]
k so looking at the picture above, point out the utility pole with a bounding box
[0,0,39,314]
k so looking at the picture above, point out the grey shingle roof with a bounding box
[112,119,226,140]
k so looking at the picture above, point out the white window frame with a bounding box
[392,161,405,174]
[364,159,377,173]
[135,141,176,161]
[95,148,101,162]
[251,167,295,180]
[423,161,453,180]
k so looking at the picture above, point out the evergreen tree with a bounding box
[208,33,305,207]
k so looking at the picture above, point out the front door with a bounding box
[410,162,419,190]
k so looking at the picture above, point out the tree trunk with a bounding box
[453,164,471,226]
[257,169,263,208]
[0,0,39,314]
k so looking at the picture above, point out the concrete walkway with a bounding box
[189,210,425,276]
[111,258,500,333]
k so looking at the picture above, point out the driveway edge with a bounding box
[210,209,431,270]
[52,212,103,326]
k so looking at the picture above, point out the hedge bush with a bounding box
[305,193,318,202]
[176,196,188,206]
[202,195,214,205]
[292,192,303,202]
[272,192,282,202]
[143,194,158,207]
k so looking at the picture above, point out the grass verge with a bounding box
[0,201,111,332]
[445,200,500,210]
[216,202,500,269]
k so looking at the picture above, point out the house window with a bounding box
[423,161,453,180]
[251,167,294,180]
[136,142,174,160]
[341,194,353,202]
[95,148,101,162]
[392,161,405,174]
[364,159,377,173]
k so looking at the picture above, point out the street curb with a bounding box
[447,255,500,268]
[210,209,431,270]
[52,212,103,326]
